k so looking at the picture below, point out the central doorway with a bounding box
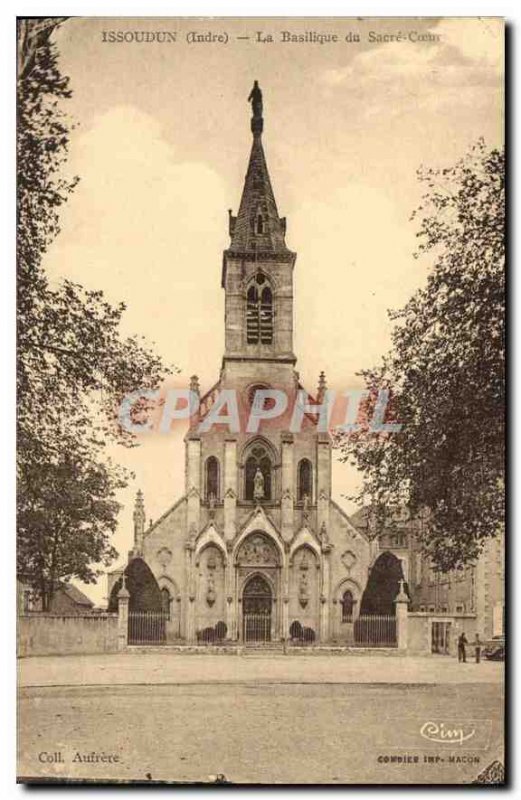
[242,574,272,642]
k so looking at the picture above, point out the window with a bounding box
[341,590,355,623]
[298,459,312,502]
[456,604,464,613]
[205,456,220,501]
[246,274,273,344]
[161,588,171,619]
[245,443,272,501]
[257,214,264,234]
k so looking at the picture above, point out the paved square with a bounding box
[18,653,504,784]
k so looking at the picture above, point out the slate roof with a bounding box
[60,582,95,607]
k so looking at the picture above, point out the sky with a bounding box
[42,17,503,604]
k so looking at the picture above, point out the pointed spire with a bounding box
[317,371,327,404]
[228,82,288,255]
[133,490,145,552]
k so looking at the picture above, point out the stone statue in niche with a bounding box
[299,572,309,608]
[208,492,216,518]
[320,521,329,546]
[206,573,216,607]
[298,551,310,608]
[207,548,218,570]
[302,493,310,520]
[205,547,218,607]
[253,467,265,502]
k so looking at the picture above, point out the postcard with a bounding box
[17,16,505,785]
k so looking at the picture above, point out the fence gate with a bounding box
[128,611,168,645]
[243,612,271,643]
[354,614,397,647]
[242,574,272,643]
[431,621,452,654]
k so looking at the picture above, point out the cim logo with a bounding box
[420,721,476,746]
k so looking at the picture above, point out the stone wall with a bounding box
[408,612,477,655]
[18,613,119,657]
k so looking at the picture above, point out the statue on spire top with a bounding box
[248,81,263,135]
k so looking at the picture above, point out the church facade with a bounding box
[109,86,380,644]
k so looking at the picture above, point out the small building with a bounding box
[17,581,95,615]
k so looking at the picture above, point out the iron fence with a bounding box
[128,611,168,645]
[243,613,271,642]
[354,614,397,647]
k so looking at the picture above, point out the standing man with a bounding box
[458,631,468,662]
[474,633,482,664]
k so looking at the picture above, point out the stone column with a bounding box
[316,434,331,535]
[224,546,236,639]
[394,579,410,651]
[282,546,290,639]
[185,542,196,643]
[186,436,201,538]
[117,577,130,651]
[224,438,237,542]
[281,433,294,543]
[319,545,331,642]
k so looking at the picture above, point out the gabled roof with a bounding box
[60,583,95,607]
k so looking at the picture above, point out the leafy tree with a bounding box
[17,19,171,609]
[337,141,505,571]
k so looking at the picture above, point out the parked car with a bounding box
[482,636,505,661]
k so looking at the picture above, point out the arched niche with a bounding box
[360,551,409,615]
[288,545,320,637]
[108,557,162,612]
[195,544,226,635]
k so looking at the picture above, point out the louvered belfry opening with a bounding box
[247,284,259,343]
[298,458,313,501]
[246,273,273,345]
[205,456,220,500]
[260,285,273,343]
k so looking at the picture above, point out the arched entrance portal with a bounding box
[242,574,272,642]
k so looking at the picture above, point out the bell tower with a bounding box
[221,82,297,388]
